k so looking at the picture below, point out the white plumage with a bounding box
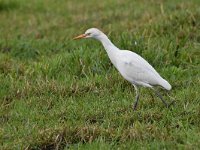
[114,50,171,90]
[73,28,173,110]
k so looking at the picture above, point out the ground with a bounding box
[0,0,200,149]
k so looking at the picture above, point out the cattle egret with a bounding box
[73,28,173,110]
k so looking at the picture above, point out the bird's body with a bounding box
[73,28,173,110]
[105,48,171,90]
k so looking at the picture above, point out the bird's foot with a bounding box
[132,103,138,111]
[167,100,175,108]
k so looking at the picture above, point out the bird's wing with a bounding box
[116,50,162,86]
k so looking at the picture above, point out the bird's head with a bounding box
[73,28,103,40]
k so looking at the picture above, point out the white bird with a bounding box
[73,28,173,110]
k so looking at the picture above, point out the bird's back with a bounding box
[115,50,171,90]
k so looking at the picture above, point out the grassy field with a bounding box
[0,0,200,149]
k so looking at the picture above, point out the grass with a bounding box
[0,0,200,149]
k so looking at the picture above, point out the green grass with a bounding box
[0,0,200,149]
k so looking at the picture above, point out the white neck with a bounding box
[95,33,118,51]
[94,33,120,67]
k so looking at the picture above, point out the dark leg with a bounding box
[151,88,174,108]
[133,84,139,110]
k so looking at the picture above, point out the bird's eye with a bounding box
[87,33,91,36]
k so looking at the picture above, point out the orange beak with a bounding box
[73,34,87,40]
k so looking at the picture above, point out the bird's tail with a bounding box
[160,79,172,90]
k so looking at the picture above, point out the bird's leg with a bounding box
[133,84,139,111]
[151,88,168,108]
[166,92,176,107]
